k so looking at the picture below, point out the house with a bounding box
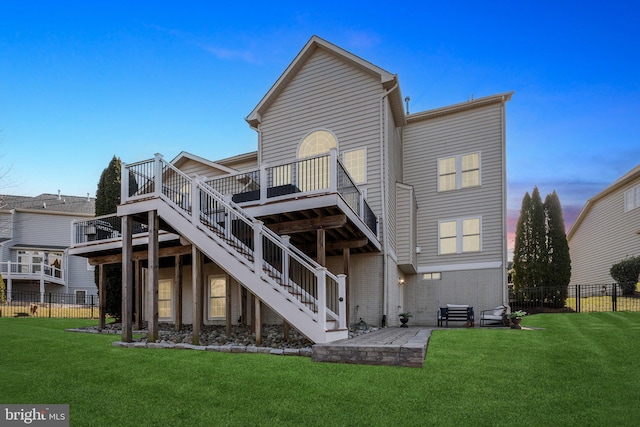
[68,36,512,343]
[0,191,97,302]
[568,164,640,284]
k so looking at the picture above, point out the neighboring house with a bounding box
[68,36,512,343]
[568,164,640,284]
[0,192,97,302]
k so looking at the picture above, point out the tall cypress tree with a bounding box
[513,192,532,290]
[544,191,571,305]
[95,156,123,320]
[529,187,547,288]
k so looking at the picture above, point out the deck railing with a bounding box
[117,154,346,331]
[72,215,148,244]
[205,150,377,236]
[0,261,64,284]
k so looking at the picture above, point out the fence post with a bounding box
[90,294,95,319]
[48,292,52,318]
[576,285,581,313]
[612,283,618,312]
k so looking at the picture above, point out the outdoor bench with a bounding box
[437,304,474,327]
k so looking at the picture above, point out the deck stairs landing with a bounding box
[118,155,348,344]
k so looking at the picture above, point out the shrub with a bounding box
[610,256,640,296]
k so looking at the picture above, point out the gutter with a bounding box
[379,82,399,325]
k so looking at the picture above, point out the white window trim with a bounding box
[342,147,367,185]
[438,216,483,255]
[297,129,339,159]
[207,274,227,320]
[158,279,174,322]
[437,151,481,192]
[624,185,640,212]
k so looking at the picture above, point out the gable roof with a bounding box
[567,163,640,239]
[246,35,406,129]
[0,193,95,215]
[406,92,514,123]
[170,151,238,175]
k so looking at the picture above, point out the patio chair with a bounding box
[480,305,507,326]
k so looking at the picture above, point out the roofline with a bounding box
[215,151,258,166]
[568,163,640,239]
[0,208,94,217]
[406,92,514,123]
[246,35,400,129]
[169,151,237,175]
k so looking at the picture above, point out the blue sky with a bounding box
[1,1,639,248]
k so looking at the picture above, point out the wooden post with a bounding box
[225,276,232,336]
[283,320,290,341]
[98,264,106,330]
[121,215,133,343]
[192,247,203,345]
[148,210,159,343]
[343,248,350,328]
[255,297,262,346]
[317,228,326,266]
[174,255,183,330]
[134,260,143,330]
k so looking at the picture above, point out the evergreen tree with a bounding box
[513,192,532,290]
[514,187,572,307]
[95,156,123,320]
[529,187,547,288]
[544,191,571,306]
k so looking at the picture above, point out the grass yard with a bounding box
[1,313,639,426]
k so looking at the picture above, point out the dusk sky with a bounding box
[1,1,639,253]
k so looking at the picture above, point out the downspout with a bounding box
[501,95,509,307]
[379,82,398,326]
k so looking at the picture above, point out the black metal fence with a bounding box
[509,283,640,313]
[0,291,99,319]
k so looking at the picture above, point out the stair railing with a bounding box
[122,154,346,331]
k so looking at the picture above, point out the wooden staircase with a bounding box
[119,155,348,343]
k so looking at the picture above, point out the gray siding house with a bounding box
[0,192,97,302]
[68,36,512,343]
[568,164,640,284]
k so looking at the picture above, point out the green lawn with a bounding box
[1,313,639,426]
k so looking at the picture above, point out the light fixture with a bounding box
[398,278,405,285]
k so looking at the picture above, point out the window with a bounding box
[158,279,173,320]
[439,217,481,254]
[422,273,442,280]
[342,148,367,184]
[208,275,227,319]
[75,290,87,305]
[438,152,480,191]
[625,185,640,212]
[298,130,337,158]
[297,130,337,192]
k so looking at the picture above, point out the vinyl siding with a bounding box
[396,184,417,271]
[12,211,77,247]
[258,48,384,223]
[569,179,640,284]
[404,267,504,325]
[403,103,505,267]
[176,159,231,178]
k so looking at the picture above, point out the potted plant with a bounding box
[507,310,527,329]
[399,312,412,328]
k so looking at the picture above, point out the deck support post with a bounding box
[192,247,203,345]
[121,215,133,343]
[174,255,183,330]
[148,210,159,343]
[343,248,350,327]
[98,264,106,330]
[134,260,143,330]
[255,297,262,346]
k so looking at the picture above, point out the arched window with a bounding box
[297,130,337,191]
[298,130,337,158]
